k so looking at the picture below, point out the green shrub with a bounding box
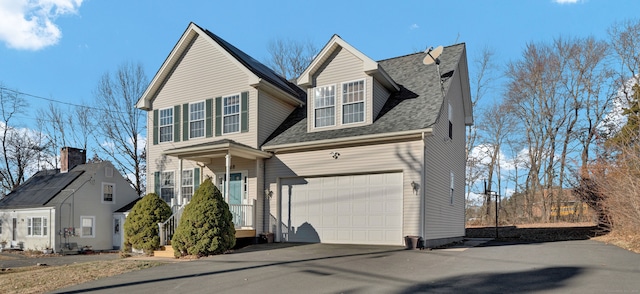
[123,193,172,254]
[172,178,236,257]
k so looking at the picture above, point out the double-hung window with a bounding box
[223,95,240,134]
[159,108,173,142]
[102,183,115,203]
[160,171,175,203]
[314,85,335,127]
[342,80,365,124]
[81,216,95,237]
[182,169,194,202]
[190,101,205,138]
[27,217,47,236]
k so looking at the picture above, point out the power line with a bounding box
[0,87,136,114]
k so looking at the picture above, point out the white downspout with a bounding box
[225,153,231,203]
[177,158,183,206]
[420,132,427,240]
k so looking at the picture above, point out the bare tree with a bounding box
[69,103,94,151]
[466,47,498,215]
[265,38,318,80]
[0,87,43,196]
[476,101,516,221]
[36,102,67,169]
[93,62,147,196]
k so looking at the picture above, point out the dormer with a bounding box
[297,35,399,132]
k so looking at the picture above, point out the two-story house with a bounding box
[136,22,472,247]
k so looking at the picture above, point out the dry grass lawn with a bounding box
[0,259,163,294]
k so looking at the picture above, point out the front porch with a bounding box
[158,201,257,247]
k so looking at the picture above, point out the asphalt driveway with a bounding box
[51,239,640,293]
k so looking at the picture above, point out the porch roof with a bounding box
[163,139,272,162]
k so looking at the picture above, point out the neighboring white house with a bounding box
[0,147,140,252]
[136,22,472,247]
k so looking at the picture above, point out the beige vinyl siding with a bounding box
[264,140,424,239]
[423,67,466,240]
[307,47,373,132]
[372,78,390,119]
[146,34,262,185]
[257,90,296,145]
[149,35,258,147]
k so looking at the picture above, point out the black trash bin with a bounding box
[405,235,420,250]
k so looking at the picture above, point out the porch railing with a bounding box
[158,205,184,246]
[158,201,256,246]
[229,200,256,228]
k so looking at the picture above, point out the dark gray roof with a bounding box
[0,169,83,209]
[262,43,465,147]
[115,198,141,213]
[197,24,306,102]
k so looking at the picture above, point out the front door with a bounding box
[228,173,242,205]
[112,217,122,250]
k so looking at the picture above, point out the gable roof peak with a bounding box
[136,22,304,110]
[297,35,399,91]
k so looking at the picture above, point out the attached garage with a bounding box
[280,172,403,245]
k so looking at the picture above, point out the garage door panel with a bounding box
[282,172,403,245]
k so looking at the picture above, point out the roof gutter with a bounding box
[164,141,272,159]
[263,128,433,153]
[251,79,305,107]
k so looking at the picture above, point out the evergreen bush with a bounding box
[172,178,236,257]
[123,193,172,254]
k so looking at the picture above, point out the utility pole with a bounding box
[485,180,499,239]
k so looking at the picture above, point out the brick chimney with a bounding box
[60,147,86,173]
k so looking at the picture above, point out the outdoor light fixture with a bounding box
[411,181,420,194]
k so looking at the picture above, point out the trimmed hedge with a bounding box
[123,193,172,254]
[172,178,236,257]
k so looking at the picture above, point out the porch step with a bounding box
[153,245,175,258]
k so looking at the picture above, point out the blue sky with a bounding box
[0,0,639,129]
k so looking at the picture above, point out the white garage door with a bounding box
[281,172,403,245]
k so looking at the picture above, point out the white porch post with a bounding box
[225,153,231,203]
[177,158,183,206]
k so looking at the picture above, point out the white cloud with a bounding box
[409,23,419,30]
[0,0,83,50]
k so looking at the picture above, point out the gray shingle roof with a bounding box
[262,43,465,147]
[199,26,306,102]
[0,169,83,209]
[115,198,141,213]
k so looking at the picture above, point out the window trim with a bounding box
[450,172,455,205]
[222,94,241,135]
[27,217,48,237]
[159,107,174,143]
[102,182,115,203]
[181,169,194,202]
[80,216,95,238]
[448,102,453,140]
[341,79,366,125]
[313,84,336,128]
[160,170,175,203]
[189,100,206,139]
